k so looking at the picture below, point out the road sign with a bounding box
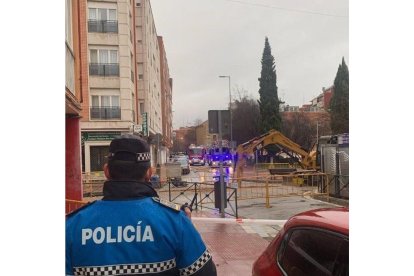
[208,110,230,138]
[133,124,142,133]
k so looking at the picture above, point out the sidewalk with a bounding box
[188,194,342,275]
[191,210,275,275]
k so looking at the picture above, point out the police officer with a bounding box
[66,134,217,276]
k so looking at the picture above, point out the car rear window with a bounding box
[278,228,348,276]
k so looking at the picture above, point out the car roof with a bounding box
[284,207,349,236]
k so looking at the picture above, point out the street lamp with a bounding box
[219,75,232,147]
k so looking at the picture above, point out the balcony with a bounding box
[90,106,121,120]
[88,20,118,33]
[89,63,119,76]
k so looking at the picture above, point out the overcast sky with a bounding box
[150,0,349,129]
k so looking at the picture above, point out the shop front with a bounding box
[81,131,121,173]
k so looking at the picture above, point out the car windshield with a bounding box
[178,159,188,165]
[213,147,230,154]
[189,148,202,155]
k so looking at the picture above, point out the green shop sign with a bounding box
[81,132,121,144]
[142,112,148,136]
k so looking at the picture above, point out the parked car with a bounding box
[252,207,349,276]
[176,156,190,175]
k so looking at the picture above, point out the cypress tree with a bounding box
[258,37,281,132]
[330,57,349,133]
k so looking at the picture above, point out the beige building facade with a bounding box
[195,121,218,147]
[78,0,172,171]
[81,0,138,173]
[158,36,173,159]
[134,0,166,165]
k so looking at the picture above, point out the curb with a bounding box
[304,193,348,207]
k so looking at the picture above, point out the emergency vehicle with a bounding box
[206,143,233,167]
[187,144,207,166]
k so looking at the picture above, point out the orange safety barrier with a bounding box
[66,199,88,215]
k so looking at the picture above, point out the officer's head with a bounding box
[104,134,152,181]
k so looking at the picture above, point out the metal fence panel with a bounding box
[321,144,349,198]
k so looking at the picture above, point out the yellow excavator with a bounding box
[235,129,317,179]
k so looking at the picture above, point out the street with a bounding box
[163,165,342,275]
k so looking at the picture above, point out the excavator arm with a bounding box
[235,130,316,177]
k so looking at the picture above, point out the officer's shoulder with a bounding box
[66,200,98,218]
[151,197,181,212]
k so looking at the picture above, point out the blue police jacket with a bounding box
[66,180,217,276]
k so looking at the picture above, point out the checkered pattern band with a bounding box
[107,151,150,163]
[136,152,151,162]
[73,259,176,276]
[179,250,212,276]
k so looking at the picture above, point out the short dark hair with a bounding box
[107,134,151,181]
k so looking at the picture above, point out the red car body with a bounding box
[252,207,349,276]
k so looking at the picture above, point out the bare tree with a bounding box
[231,92,261,146]
[282,112,313,151]
[193,118,203,127]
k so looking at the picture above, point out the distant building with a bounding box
[172,126,196,152]
[322,86,334,111]
[158,36,173,164]
[282,111,331,137]
[279,104,299,112]
[309,85,334,112]
[195,120,218,146]
[299,104,312,112]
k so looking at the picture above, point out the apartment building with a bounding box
[134,0,164,166]
[80,0,138,173]
[66,0,88,202]
[309,85,334,112]
[158,36,173,162]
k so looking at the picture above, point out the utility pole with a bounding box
[219,75,232,148]
[218,111,225,218]
[316,121,319,145]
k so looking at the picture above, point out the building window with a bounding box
[139,102,144,114]
[90,95,120,120]
[89,49,119,76]
[90,146,109,172]
[65,0,73,47]
[88,8,118,33]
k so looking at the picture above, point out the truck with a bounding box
[187,145,207,166]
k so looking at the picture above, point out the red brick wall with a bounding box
[158,36,173,148]
[324,89,333,110]
[66,117,83,202]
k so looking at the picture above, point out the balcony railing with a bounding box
[88,20,118,33]
[90,106,121,120]
[89,63,119,76]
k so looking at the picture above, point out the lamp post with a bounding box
[218,75,232,147]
